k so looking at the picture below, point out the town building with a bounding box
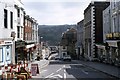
[31,18,39,60]
[84,1,110,61]
[0,0,15,67]
[101,0,120,65]
[14,0,25,64]
[23,15,39,62]
[95,5,111,62]
[76,20,84,59]
[60,28,77,59]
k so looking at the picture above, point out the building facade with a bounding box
[102,0,120,65]
[24,15,39,61]
[60,28,77,59]
[84,1,110,61]
[0,0,15,67]
[76,20,84,59]
[14,0,25,64]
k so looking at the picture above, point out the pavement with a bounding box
[27,59,49,79]
[28,59,49,76]
[73,60,120,79]
[28,59,49,68]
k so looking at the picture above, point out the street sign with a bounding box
[31,64,39,76]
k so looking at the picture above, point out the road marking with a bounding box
[49,74,63,78]
[63,65,66,79]
[45,73,54,78]
[82,70,88,74]
[56,68,62,72]
[64,69,66,73]
[40,70,47,73]
[64,73,66,79]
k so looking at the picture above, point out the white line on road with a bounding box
[63,65,66,79]
[45,73,54,78]
[40,70,47,73]
[64,73,66,79]
[56,68,62,72]
[82,70,88,74]
[64,69,66,73]
[49,74,63,78]
[63,65,65,68]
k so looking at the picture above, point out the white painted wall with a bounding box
[0,0,16,66]
[0,0,15,39]
[0,0,24,66]
[14,0,24,41]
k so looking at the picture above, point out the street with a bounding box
[31,60,116,80]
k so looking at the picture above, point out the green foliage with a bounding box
[38,25,76,46]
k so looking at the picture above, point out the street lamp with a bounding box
[39,37,43,49]
[38,36,43,59]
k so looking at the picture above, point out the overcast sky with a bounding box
[22,0,106,25]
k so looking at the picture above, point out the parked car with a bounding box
[55,56,60,60]
[63,55,71,61]
[35,56,40,61]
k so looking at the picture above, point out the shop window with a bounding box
[6,46,10,61]
[0,48,3,62]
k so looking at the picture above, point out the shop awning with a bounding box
[26,44,35,48]
[25,41,35,49]
[106,40,120,47]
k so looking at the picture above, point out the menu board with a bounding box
[31,64,39,76]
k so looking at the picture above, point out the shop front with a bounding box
[106,40,120,65]
[96,44,106,62]
[25,42,36,61]
[15,40,25,64]
[0,43,12,67]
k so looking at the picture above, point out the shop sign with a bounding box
[96,44,105,49]
[31,64,39,76]
[107,41,117,47]
[113,33,119,37]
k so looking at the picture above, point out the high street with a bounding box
[31,60,116,80]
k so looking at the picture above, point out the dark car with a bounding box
[63,55,71,61]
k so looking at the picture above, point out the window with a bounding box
[4,9,7,28]
[17,26,20,38]
[17,9,20,17]
[0,48,3,62]
[10,11,13,29]
[63,46,66,49]
[21,27,23,38]
[6,46,11,61]
[25,33,27,40]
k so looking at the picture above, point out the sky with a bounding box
[22,0,106,25]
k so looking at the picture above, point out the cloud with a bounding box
[22,0,106,25]
[22,0,107,2]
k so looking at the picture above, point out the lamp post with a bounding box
[38,36,43,59]
[40,36,43,50]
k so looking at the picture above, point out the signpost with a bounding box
[31,64,39,76]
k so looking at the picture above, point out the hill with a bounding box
[38,25,76,46]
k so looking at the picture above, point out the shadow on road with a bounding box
[65,64,116,80]
[49,60,75,65]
